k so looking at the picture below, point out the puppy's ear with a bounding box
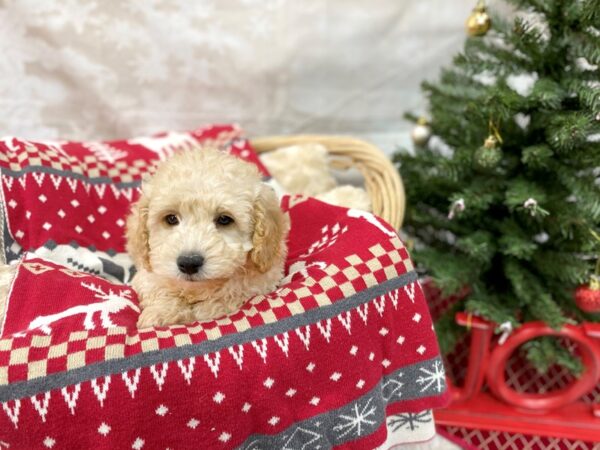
[250,185,288,273]
[126,192,152,271]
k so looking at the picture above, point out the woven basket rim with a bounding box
[250,135,405,229]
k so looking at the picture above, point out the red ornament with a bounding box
[574,277,600,313]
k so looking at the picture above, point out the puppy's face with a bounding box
[126,148,286,286]
[146,188,254,282]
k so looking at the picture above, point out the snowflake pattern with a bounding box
[416,360,446,394]
[388,411,432,432]
[333,398,378,439]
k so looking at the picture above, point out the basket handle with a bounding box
[250,135,405,229]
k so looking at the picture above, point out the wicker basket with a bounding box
[251,135,405,229]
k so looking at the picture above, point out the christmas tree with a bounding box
[395,0,600,372]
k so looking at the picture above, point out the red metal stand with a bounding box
[435,313,600,442]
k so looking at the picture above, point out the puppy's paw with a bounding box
[137,308,164,328]
[137,306,194,328]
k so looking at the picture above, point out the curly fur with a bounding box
[126,148,289,328]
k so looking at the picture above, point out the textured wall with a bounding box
[0,0,507,154]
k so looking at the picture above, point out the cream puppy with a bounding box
[126,148,289,328]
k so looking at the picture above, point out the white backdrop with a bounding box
[0,0,508,155]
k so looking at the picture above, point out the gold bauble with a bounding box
[466,5,491,36]
[473,135,502,171]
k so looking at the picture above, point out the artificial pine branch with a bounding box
[395,0,600,373]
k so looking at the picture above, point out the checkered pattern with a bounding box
[0,250,411,384]
[0,126,259,183]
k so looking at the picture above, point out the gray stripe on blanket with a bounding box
[236,356,446,450]
[0,270,418,402]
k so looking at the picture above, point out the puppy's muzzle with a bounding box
[177,254,205,275]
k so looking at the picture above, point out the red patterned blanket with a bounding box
[0,126,448,448]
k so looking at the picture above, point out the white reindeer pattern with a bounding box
[28,282,140,334]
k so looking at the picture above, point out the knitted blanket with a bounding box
[0,196,448,448]
[0,126,448,448]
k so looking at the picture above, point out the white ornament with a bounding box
[523,197,547,217]
[524,198,537,209]
[411,121,432,146]
[498,321,513,345]
[448,198,466,220]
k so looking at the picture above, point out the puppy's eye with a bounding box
[164,214,180,226]
[216,214,234,226]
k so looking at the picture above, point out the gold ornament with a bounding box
[466,0,491,37]
[473,136,502,170]
[473,120,503,171]
[411,117,432,147]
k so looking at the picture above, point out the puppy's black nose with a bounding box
[177,254,205,275]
